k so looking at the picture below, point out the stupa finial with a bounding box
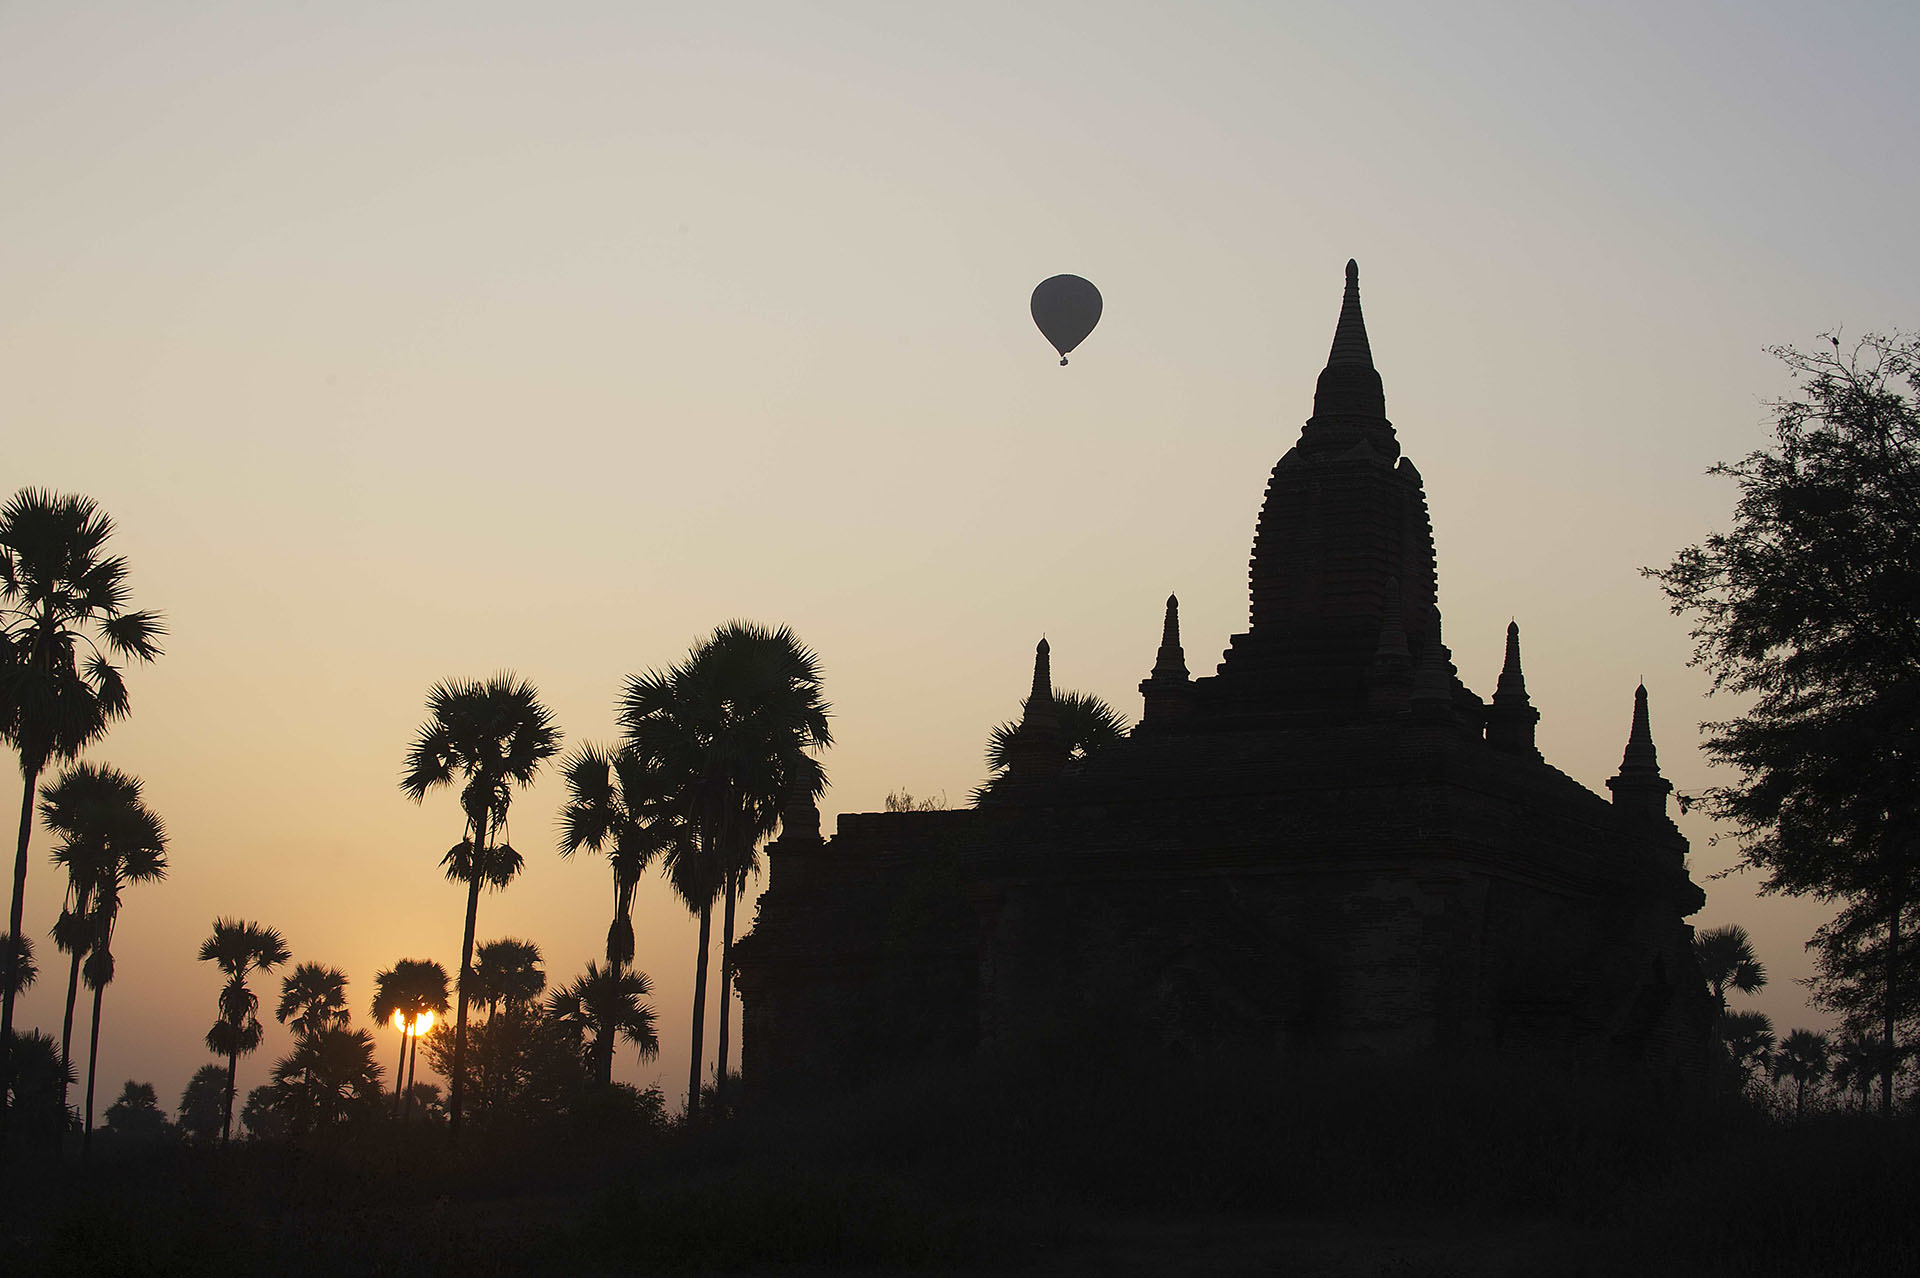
[1607,683,1672,820]
[1313,259,1386,419]
[1485,620,1540,759]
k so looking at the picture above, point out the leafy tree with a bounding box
[2,1029,73,1151]
[177,1063,227,1141]
[103,1080,170,1140]
[423,1006,586,1131]
[401,674,560,1138]
[883,788,947,812]
[559,745,676,988]
[276,963,349,1036]
[372,957,450,1122]
[1720,1009,1776,1084]
[0,489,164,1141]
[546,961,660,1087]
[1650,333,1920,1116]
[269,1026,385,1133]
[403,1081,446,1125]
[198,918,290,1143]
[620,621,831,1114]
[975,688,1129,802]
[1771,1028,1832,1117]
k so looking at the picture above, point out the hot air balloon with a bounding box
[1030,274,1102,365]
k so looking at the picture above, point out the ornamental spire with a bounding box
[1485,621,1541,759]
[1002,637,1066,785]
[1312,259,1387,421]
[1139,595,1193,731]
[1606,683,1672,820]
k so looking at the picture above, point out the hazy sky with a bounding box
[4,1,1916,1112]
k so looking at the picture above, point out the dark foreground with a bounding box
[6,1054,1916,1276]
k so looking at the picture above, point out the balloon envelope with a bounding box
[1030,274,1102,364]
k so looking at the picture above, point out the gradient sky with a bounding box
[4,1,1916,1113]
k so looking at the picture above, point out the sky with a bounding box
[3,0,1917,1115]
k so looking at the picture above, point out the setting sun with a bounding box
[389,1009,434,1036]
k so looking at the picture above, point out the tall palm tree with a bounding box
[41,762,166,1119]
[401,673,560,1138]
[276,963,350,1037]
[1693,923,1768,1017]
[974,688,1129,802]
[1772,1028,1831,1117]
[620,622,831,1115]
[74,796,168,1161]
[372,957,450,1121]
[198,918,290,1143]
[0,489,164,1144]
[559,744,678,985]
[546,961,660,1087]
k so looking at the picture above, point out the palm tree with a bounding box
[1,931,33,1000]
[2,1029,73,1151]
[1693,923,1768,1017]
[401,673,560,1139]
[57,773,168,1161]
[620,622,831,1115]
[546,961,660,1087]
[0,489,165,1137]
[270,1026,384,1132]
[1830,1031,1885,1110]
[372,958,450,1121]
[198,918,291,1143]
[1771,1029,1830,1117]
[1720,1009,1776,1084]
[276,963,350,1037]
[42,762,164,1115]
[974,688,1129,801]
[559,744,676,987]
[177,1063,227,1142]
[469,938,546,1022]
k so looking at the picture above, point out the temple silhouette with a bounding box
[736,262,1712,1090]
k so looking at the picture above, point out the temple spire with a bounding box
[1002,637,1066,785]
[1327,259,1374,368]
[1607,684,1672,821]
[1139,595,1193,731]
[1311,259,1387,421]
[1485,621,1541,759]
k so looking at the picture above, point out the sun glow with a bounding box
[389,1009,434,1036]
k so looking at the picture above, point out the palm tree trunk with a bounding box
[1,762,43,1149]
[223,1046,239,1142]
[82,979,104,1163]
[403,1030,420,1121]
[715,869,738,1110]
[687,896,712,1115]
[392,1028,407,1118]
[59,946,83,1112]
[449,809,488,1141]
